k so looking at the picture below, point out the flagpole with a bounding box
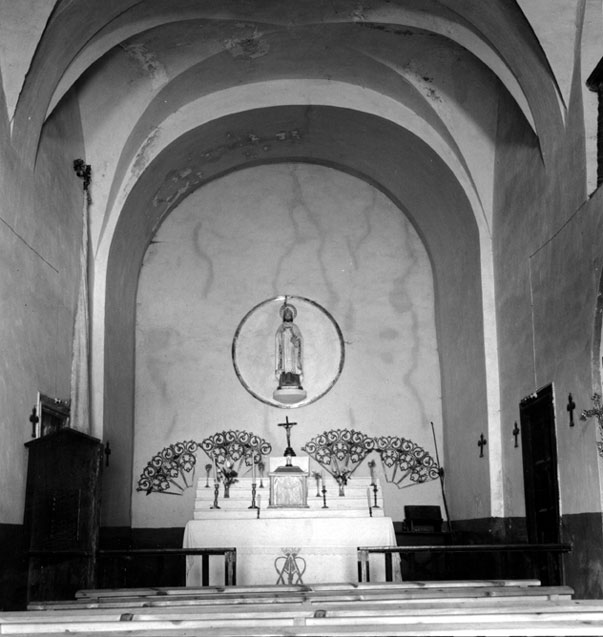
[71,160,92,433]
[430,421,452,534]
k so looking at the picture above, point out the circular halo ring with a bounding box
[232,295,345,409]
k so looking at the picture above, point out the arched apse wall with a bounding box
[101,105,489,527]
[132,162,445,526]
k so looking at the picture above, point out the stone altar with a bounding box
[183,457,399,585]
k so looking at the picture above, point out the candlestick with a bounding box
[210,480,220,509]
[248,481,258,509]
[372,481,380,509]
[321,482,328,509]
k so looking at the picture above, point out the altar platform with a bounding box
[184,471,399,586]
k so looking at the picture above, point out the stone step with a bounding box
[194,476,384,519]
[193,507,385,519]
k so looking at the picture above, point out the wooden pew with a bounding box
[5,580,599,636]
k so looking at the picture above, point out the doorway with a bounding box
[519,384,560,543]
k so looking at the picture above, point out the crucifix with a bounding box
[512,422,520,448]
[478,433,487,458]
[567,393,576,427]
[278,416,297,457]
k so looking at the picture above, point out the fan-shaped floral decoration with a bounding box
[374,436,440,489]
[200,430,272,479]
[302,429,375,494]
[136,440,199,495]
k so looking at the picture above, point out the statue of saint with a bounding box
[273,301,307,404]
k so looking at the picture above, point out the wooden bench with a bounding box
[8,580,603,636]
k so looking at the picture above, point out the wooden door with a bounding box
[520,384,560,543]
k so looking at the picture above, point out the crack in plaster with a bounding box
[192,221,214,299]
[390,227,429,425]
[274,165,339,310]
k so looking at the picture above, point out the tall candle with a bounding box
[257,494,261,509]
[252,459,256,482]
[367,487,372,510]
[213,459,217,482]
[321,471,325,490]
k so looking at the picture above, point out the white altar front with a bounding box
[183,458,400,586]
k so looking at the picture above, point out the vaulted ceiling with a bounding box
[1,0,595,524]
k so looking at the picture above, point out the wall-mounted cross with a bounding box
[478,433,487,458]
[512,422,520,448]
[29,407,38,438]
[567,393,576,427]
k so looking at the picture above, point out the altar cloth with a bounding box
[183,516,400,586]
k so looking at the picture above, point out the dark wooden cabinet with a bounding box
[23,429,102,603]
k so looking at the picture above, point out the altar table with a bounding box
[184,470,399,586]
[183,516,399,586]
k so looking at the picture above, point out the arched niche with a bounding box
[101,105,488,526]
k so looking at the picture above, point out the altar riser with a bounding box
[193,508,385,519]
[194,476,383,519]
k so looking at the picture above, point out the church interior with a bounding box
[3,0,603,632]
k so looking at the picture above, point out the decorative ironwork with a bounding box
[200,430,272,476]
[73,158,92,203]
[373,436,440,489]
[302,429,375,490]
[136,440,199,495]
[580,393,603,457]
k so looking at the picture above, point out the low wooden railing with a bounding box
[96,547,237,588]
[357,543,572,584]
